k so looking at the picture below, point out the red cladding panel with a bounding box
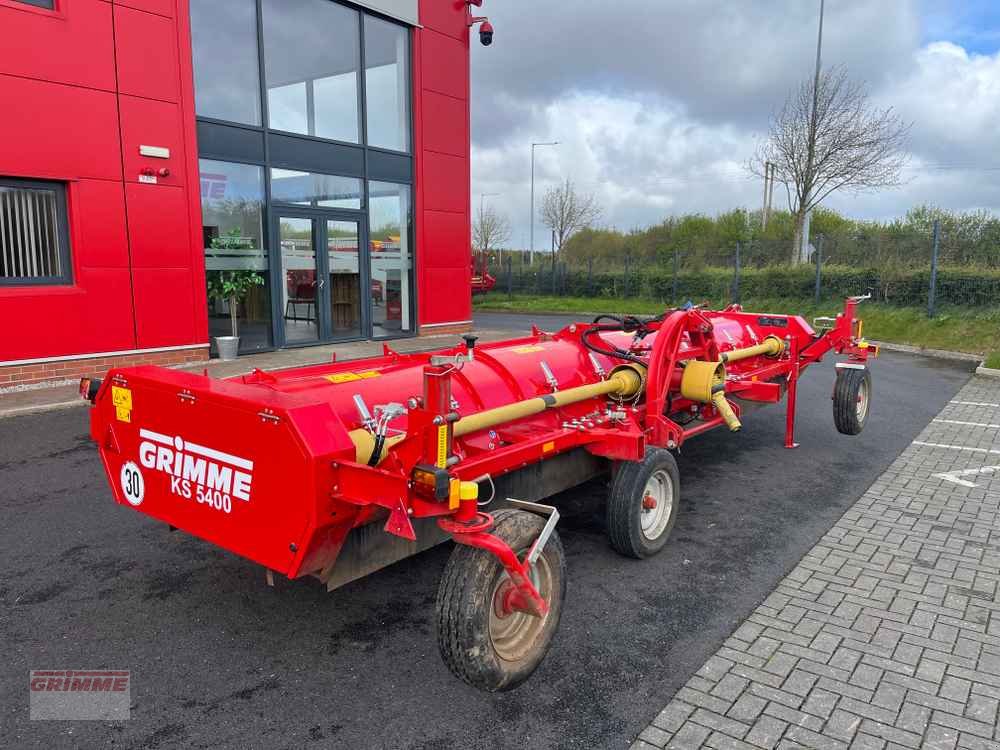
[76,268,138,352]
[73,180,130,270]
[418,0,467,39]
[423,210,471,268]
[132,268,198,348]
[422,151,468,214]
[424,268,471,323]
[0,0,115,91]
[113,0,174,18]
[421,90,467,158]
[119,95,187,188]
[125,183,192,269]
[0,75,122,182]
[420,30,468,99]
[113,5,181,103]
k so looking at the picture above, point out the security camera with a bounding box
[479,20,494,46]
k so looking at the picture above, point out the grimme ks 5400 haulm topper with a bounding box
[85,296,877,691]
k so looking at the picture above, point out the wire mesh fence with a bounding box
[490,220,1000,316]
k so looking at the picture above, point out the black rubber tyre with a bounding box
[435,509,566,692]
[833,367,872,436]
[607,448,681,559]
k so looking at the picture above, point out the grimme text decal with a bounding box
[137,429,254,514]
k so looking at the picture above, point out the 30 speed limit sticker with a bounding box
[120,461,145,506]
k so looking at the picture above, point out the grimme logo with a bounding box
[137,429,254,514]
[29,670,131,721]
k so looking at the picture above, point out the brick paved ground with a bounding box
[633,376,1000,750]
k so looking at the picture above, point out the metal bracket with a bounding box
[539,360,559,392]
[588,352,607,380]
[506,498,560,565]
[813,316,836,330]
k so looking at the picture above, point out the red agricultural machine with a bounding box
[84,296,877,691]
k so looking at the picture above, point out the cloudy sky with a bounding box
[469,0,1000,248]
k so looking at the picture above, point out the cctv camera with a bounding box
[479,21,494,46]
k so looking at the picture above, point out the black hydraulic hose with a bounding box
[581,323,648,365]
[367,433,386,467]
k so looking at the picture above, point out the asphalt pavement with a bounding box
[0,312,975,749]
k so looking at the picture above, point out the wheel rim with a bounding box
[640,469,674,541]
[488,553,553,663]
[856,380,870,422]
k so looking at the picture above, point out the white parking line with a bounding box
[950,401,1000,407]
[934,419,1000,429]
[933,466,1000,488]
[913,441,1000,455]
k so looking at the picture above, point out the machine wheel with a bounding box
[833,367,871,436]
[435,509,566,692]
[607,448,681,559]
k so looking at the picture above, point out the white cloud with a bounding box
[470,1,1000,241]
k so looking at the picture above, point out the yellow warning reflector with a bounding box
[325,370,381,384]
[112,386,133,423]
[542,441,555,454]
[436,425,448,469]
[857,320,864,340]
[449,479,460,509]
[512,345,545,354]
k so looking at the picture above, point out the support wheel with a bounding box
[833,367,871,435]
[435,509,566,692]
[607,448,681,559]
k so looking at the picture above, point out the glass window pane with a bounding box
[191,0,262,126]
[199,159,271,352]
[262,0,360,143]
[270,169,362,209]
[327,220,362,338]
[368,181,413,335]
[0,182,67,283]
[279,217,319,344]
[364,17,410,152]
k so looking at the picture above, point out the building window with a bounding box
[0,178,71,286]
[190,0,262,126]
[270,169,362,209]
[262,0,360,143]
[12,0,55,8]
[199,160,272,352]
[364,16,410,153]
[368,181,412,335]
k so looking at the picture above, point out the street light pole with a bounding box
[802,0,825,263]
[530,141,559,266]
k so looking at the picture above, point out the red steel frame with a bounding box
[88,297,876,622]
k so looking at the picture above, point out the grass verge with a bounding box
[985,352,1000,369]
[474,293,1000,356]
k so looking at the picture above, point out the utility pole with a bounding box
[801,0,825,263]
[530,141,559,265]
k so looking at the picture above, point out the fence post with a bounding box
[624,254,630,299]
[733,241,742,305]
[672,250,679,303]
[506,256,513,302]
[814,234,823,305]
[928,220,940,318]
[588,258,593,298]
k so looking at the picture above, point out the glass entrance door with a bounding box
[277,215,320,345]
[275,212,366,346]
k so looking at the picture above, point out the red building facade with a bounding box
[0,0,473,389]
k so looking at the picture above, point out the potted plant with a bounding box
[207,230,264,361]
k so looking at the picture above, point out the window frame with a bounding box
[9,0,56,9]
[0,177,73,287]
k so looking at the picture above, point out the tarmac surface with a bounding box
[0,312,975,749]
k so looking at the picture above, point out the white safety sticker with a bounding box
[120,461,145,506]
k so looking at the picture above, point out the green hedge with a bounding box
[501,265,1000,307]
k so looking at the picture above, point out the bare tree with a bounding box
[540,178,602,256]
[750,65,910,263]
[473,204,511,255]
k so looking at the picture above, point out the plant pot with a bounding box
[213,336,240,361]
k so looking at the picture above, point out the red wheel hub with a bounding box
[642,494,658,510]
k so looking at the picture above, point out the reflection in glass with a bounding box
[368,182,412,336]
[200,159,271,351]
[364,17,410,152]
[270,169,362,209]
[327,221,362,338]
[262,0,360,142]
[279,217,320,344]
[191,0,262,126]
